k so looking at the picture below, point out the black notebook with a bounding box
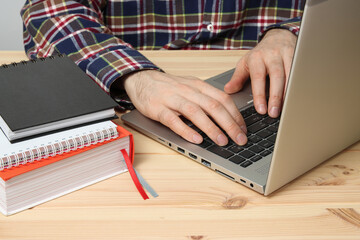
[0,55,118,142]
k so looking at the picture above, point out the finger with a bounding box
[265,56,285,118]
[224,56,250,94]
[176,87,247,146]
[248,55,268,115]
[195,80,246,131]
[167,96,228,146]
[199,95,247,145]
[156,107,204,144]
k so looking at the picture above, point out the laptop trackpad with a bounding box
[205,69,253,110]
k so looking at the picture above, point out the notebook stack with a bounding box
[0,54,118,142]
[0,55,141,215]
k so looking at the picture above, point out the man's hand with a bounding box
[123,70,248,146]
[224,29,297,118]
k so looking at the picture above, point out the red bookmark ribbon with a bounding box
[121,149,149,200]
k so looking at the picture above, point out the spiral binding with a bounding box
[1,54,65,69]
[0,126,118,171]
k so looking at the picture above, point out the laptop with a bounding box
[122,0,360,196]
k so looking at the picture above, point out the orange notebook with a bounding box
[0,121,140,216]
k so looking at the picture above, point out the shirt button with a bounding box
[207,23,214,32]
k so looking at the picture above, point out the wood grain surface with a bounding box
[0,51,359,240]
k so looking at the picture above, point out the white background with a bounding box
[0,1,27,50]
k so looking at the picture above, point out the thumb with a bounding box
[224,57,250,94]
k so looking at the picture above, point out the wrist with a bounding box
[123,69,160,90]
[262,28,296,40]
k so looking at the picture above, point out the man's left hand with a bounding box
[224,28,297,118]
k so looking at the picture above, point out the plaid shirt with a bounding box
[21,0,304,94]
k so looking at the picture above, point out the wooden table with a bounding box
[0,51,359,239]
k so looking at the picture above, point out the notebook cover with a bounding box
[9,115,119,143]
[0,55,117,132]
[0,125,133,181]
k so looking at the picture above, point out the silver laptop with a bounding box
[122,0,360,195]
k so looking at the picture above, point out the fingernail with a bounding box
[270,106,280,117]
[236,133,247,145]
[240,125,247,135]
[258,104,266,114]
[192,134,203,144]
[217,134,228,146]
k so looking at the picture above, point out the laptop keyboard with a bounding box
[187,106,279,168]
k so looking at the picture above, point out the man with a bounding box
[21,0,304,146]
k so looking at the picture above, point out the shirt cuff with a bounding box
[76,48,161,93]
[258,16,302,42]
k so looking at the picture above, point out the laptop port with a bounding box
[240,179,246,183]
[177,147,185,154]
[215,169,235,180]
[189,153,197,159]
[201,159,211,167]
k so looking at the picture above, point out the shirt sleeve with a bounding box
[21,0,161,94]
[258,16,302,41]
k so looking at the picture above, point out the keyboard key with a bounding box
[229,155,246,164]
[198,131,208,138]
[262,117,278,125]
[224,139,235,148]
[248,122,267,134]
[199,140,212,149]
[239,150,255,159]
[242,142,253,148]
[241,106,256,118]
[260,150,272,157]
[208,145,234,159]
[248,134,262,143]
[241,110,252,119]
[268,134,277,143]
[248,106,257,113]
[258,140,273,148]
[256,129,273,138]
[267,125,278,133]
[203,135,212,142]
[240,160,253,168]
[190,125,201,132]
[248,145,265,154]
[250,155,262,162]
[228,145,244,153]
[245,115,263,126]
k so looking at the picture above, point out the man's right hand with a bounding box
[122,70,248,146]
